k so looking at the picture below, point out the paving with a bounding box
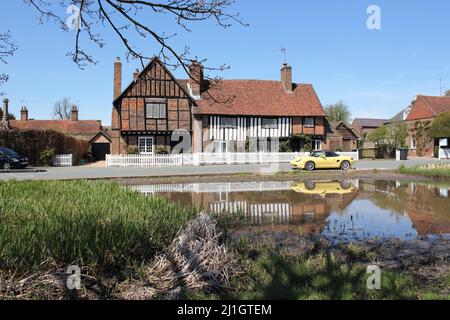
[0,158,448,181]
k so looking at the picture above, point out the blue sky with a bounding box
[1,0,450,125]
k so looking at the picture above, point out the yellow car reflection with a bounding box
[292,180,355,196]
[291,151,356,171]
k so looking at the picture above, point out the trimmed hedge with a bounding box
[0,130,89,166]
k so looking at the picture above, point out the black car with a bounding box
[0,147,29,170]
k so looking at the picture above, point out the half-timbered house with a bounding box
[111,57,328,154]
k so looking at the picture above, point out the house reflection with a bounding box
[129,179,450,239]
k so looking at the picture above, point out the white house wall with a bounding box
[209,116,292,141]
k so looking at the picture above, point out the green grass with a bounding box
[398,164,450,178]
[0,180,198,275]
[186,238,450,300]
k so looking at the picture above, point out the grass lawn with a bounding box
[0,180,198,276]
[398,163,450,178]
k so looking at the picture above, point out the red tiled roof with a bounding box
[407,95,450,121]
[352,118,388,128]
[9,120,103,136]
[187,80,325,117]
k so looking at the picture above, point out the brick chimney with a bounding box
[20,106,29,121]
[281,63,293,93]
[71,105,79,122]
[114,57,122,100]
[189,61,204,99]
[133,68,139,81]
[2,98,10,129]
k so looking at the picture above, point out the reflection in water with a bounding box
[129,180,450,241]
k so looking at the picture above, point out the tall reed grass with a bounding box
[0,180,198,275]
[398,163,450,178]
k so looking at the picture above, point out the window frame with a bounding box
[145,99,167,120]
[262,118,278,130]
[304,117,315,128]
[411,137,417,150]
[312,139,322,151]
[138,136,154,155]
[220,118,237,129]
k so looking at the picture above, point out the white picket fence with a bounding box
[52,154,73,167]
[439,148,450,160]
[106,151,359,168]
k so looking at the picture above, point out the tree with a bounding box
[370,122,408,158]
[0,31,18,95]
[430,112,450,138]
[23,0,247,76]
[445,90,450,97]
[54,98,75,120]
[325,101,351,124]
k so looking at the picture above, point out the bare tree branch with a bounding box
[23,0,247,75]
[0,31,18,96]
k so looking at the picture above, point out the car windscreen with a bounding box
[0,148,18,157]
[310,152,324,158]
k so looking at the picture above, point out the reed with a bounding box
[398,163,450,178]
[0,180,198,275]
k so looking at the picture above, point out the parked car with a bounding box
[0,147,29,170]
[290,151,356,171]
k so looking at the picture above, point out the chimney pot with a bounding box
[20,106,29,121]
[133,68,139,81]
[71,105,79,122]
[281,63,293,93]
[114,57,123,100]
[2,98,10,129]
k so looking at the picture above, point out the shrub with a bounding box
[38,148,55,166]
[0,130,89,166]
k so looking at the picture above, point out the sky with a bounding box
[1,0,450,125]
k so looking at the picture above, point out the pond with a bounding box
[129,180,450,242]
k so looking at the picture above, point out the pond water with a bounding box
[129,180,450,241]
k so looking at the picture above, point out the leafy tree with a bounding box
[369,123,408,158]
[430,112,450,138]
[445,90,450,97]
[53,98,75,120]
[325,101,351,124]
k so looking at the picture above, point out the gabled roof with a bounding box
[331,121,360,140]
[386,106,411,124]
[9,119,103,138]
[407,95,450,121]
[352,118,388,128]
[113,57,193,106]
[190,80,325,117]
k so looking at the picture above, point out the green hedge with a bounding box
[0,130,89,166]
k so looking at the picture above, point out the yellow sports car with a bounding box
[291,180,355,195]
[291,151,356,171]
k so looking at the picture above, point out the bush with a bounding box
[38,148,55,166]
[0,130,89,166]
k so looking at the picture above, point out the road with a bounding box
[0,158,448,181]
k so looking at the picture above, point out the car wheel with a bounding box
[3,163,11,170]
[305,161,315,172]
[305,180,316,190]
[340,161,351,171]
[340,180,351,190]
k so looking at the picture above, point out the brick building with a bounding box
[111,57,330,155]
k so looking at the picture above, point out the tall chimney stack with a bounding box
[281,63,293,93]
[133,68,140,82]
[114,57,122,100]
[189,61,204,99]
[2,98,10,129]
[20,106,29,121]
[71,105,79,122]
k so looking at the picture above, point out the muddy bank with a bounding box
[115,170,430,186]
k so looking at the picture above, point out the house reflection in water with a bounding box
[130,179,450,241]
